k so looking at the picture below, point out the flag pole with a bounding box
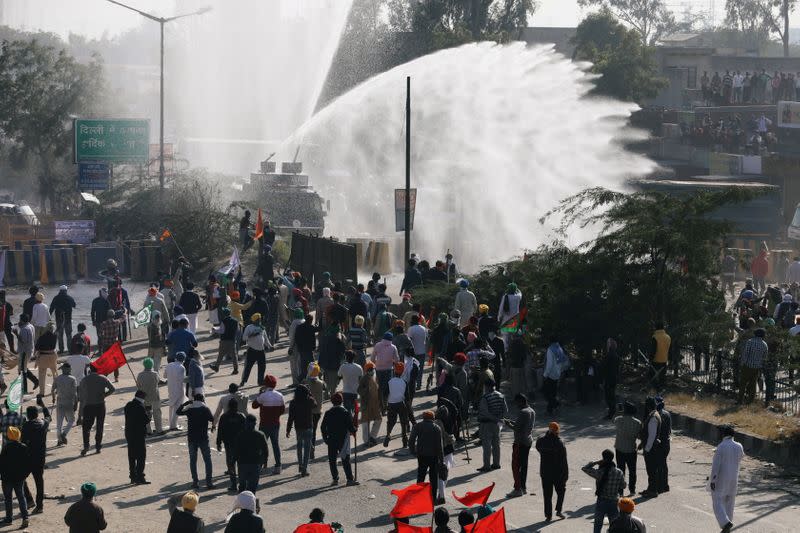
[165,227,187,259]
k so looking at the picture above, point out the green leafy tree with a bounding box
[0,38,107,213]
[577,0,677,45]
[725,0,796,57]
[572,11,667,102]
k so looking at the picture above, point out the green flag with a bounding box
[132,304,152,329]
[6,375,22,413]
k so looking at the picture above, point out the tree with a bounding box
[725,0,796,57]
[577,0,677,46]
[0,38,106,212]
[572,10,667,102]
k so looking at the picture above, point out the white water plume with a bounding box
[282,41,656,272]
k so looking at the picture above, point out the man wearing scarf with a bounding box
[225,490,264,532]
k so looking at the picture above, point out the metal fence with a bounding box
[677,347,800,413]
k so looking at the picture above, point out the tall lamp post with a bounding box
[106,0,211,190]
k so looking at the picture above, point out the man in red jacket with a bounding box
[252,374,285,475]
[750,248,769,295]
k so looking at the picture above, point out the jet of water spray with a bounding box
[282,41,656,272]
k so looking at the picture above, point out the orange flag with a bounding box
[159,229,171,242]
[254,208,264,240]
[464,507,507,533]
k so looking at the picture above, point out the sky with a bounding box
[0,0,797,39]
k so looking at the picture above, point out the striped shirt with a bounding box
[348,327,368,351]
[741,337,768,369]
[478,390,507,423]
[613,415,642,454]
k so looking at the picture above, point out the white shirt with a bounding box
[65,354,91,385]
[407,324,428,355]
[790,324,800,337]
[243,323,268,351]
[165,361,187,402]
[387,377,407,404]
[31,302,50,327]
[733,74,744,88]
[711,437,744,494]
[338,362,363,394]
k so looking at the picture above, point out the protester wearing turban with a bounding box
[409,407,445,503]
[384,358,411,448]
[167,491,204,532]
[166,352,187,431]
[124,390,151,484]
[65,482,106,533]
[536,421,569,521]
[0,426,30,526]
[454,278,477,328]
[320,390,359,486]
[358,357,383,447]
[608,497,646,532]
[136,357,163,435]
[302,362,326,459]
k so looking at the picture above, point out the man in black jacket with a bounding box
[21,400,51,514]
[22,286,39,320]
[177,282,203,334]
[320,392,359,486]
[124,390,151,484]
[294,318,317,382]
[176,395,215,490]
[0,427,30,527]
[210,308,239,374]
[50,286,76,354]
[408,410,444,503]
[0,291,15,352]
[217,399,246,492]
[90,288,111,346]
[536,422,568,522]
[235,414,269,494]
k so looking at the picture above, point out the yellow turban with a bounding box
[309,363,321,378]
[251,313,262,323]
[182,491,199,511]
[479,304,489,314]
[6,427,20,442]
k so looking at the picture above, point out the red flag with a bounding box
[390,482,434,518]
[396,523,433,533]
[464,507,507,533]
[254,208,264,240]
[90,342,128,376]
[293,524,334,533]
[159,228,171,242]
[353,399,360,427]
[452,483,495,508]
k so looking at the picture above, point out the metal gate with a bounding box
[289,233,358,286]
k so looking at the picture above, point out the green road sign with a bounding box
[74,119,150,163]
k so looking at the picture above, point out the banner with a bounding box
[90,342,128,375]
[5,375,22,413]
[55,220,96,244]
[395,188,417,232]
[132,305,152,329]
[220,246,241,276]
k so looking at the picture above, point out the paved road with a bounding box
[3,281,799,532]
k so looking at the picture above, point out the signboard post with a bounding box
[78,162,111,191]
[74,119,150,163]
[54,220,96,244]
[395,188,417,232]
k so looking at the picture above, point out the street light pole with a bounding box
[105,0,211,190]
[404,76,411,265]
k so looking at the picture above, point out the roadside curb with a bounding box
[671,412,799,466]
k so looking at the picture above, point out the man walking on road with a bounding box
[409,410,444,503]
[536,422,568,521]
[124,390,151,485]
[216,398,246,492]
[476,378,507,473]
[21,402,50,515]
[582,449,626,533]
[738,328,766,404]
[320,392,359,486]
[79,366,115,456]
[236,414,269,494]
[710,424,744,533]
[137,358,163,435]
[505,393,535,497]
[252,375,285,475]
[176,394,215,490]
[52,362,78,446]
[165,352,187,431]
[614,401,641,495]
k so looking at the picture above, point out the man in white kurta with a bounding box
[165,352,187,430]
[453,280,477,327]
[710,425,744,532]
